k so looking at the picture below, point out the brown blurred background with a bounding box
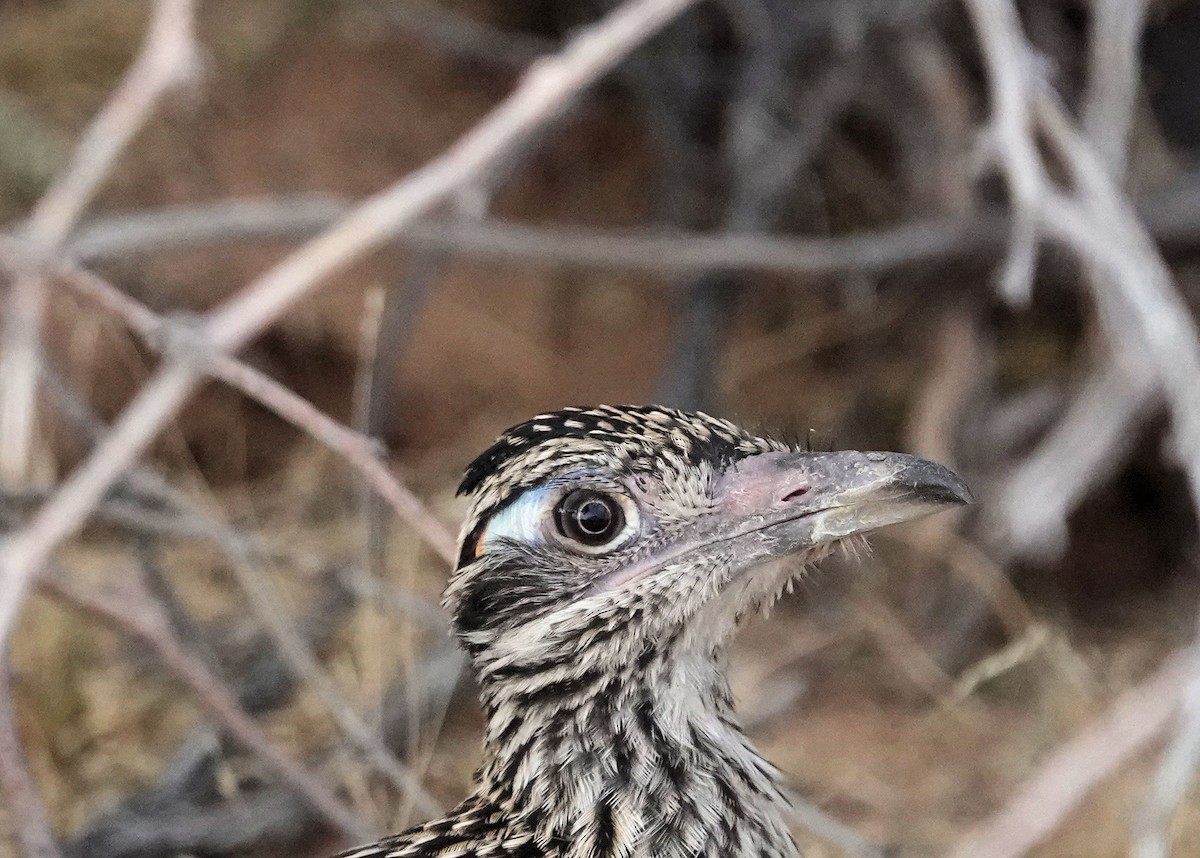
[3,0,1200,856]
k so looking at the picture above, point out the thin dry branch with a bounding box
[0,0,697,655]
[68,196,348,259]
[37,569,375,845]
[66,197,1004,274]
[1032,114,1200,517]
[984,0,1155,563]
[1132,638,1200,858]
[982,0,1157,562]
[201,354,456,564]
[18,1,198,247]
[0,242,457,564]
[199,0,696,352]
[987,349,1155,561]
[38,351,451,814]
[356,0,553,69]
[1081,0,1150,175]
[0,0,198,488]
[221,549,443,816]
[968,0,1163,565]
[965,2,1200,854]
[38,352,444,608]
[0,662,61,858]
[965,0,1041,304]
[782,787,885,858]
[55,170,1200,273]
[944,648,1188,858]
[71,645,469,858]
[11,278,449,814]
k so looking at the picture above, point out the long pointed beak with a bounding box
[714,449,971,552]
[599,449,970,593]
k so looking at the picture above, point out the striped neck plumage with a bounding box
[472,625,799,858]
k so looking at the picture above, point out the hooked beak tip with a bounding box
[891,457,973,508]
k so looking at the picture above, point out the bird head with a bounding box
[446,405,970,680]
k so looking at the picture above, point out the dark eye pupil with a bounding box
[555,490,623,547]
[576,500,611,534]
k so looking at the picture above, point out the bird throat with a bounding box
[473,640,799,858]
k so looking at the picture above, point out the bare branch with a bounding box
[38,352,449,819]
[64,197,1005,275]
[38,570,375,845]
[981,0,1155,560]
[0,0,199,488]
[222,548,443,816]
[1132,638,1200,858]
[351,0,553,69]
[1081,0,1150,175]
[0,242,457,564]
[68,196,348,260]
[963,5,1200,857]
[962,0,1042,304]
[782,787,887,858]
[0,0,696,656]
[199,0,696,352]
[986,349,1155,562]
[1035,186,1200,505]
[200,353,457,564]
[944,648,1189,858]
[1,260,449,813]
[21,1,198,247]
[973,0,1155,564]
[54,168,1200,277]
[0,661,61,858]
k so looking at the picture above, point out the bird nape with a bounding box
[336,405,971,858]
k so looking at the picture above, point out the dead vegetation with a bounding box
[3,0,1200,856]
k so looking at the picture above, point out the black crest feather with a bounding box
[458,405,774,499]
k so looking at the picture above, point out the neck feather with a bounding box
[472,633,798,858]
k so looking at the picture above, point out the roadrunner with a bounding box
[339,405,970,858]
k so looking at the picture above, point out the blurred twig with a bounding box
[782,787,887,858]
[196,343,457,564]
[0,662,61,858]
[223,543,443,816]
[42,347,446,637]
[70,645,468,858]
[965,4,1200,856]
[1081,0,1150,175]
[40,358,447,846]
[38,569,374,843]
[37,344,446,814]
[0,5,200,832]
[0,0,199,488]
[944,648,1189,858]
[65,197,1003,273]
[0,244,458,564]
[985,0,1156,563]
[988,350,1153,560]
[0,0,700,661]
[974,0,1159,566]
[67,196,349,259]
[350,0,552,69]
[55,169,1200,273]
[968,0,1040,306]
[1132,636,1200,858]
[652,0,871,408]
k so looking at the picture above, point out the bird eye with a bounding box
[555,489,624,547]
